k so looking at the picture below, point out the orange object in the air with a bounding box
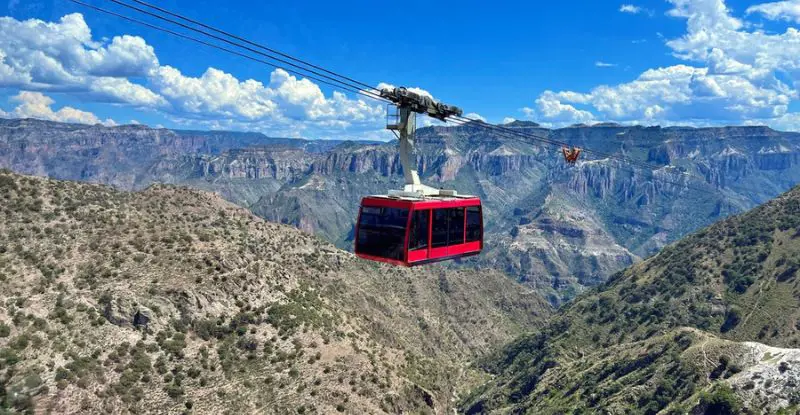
[562,146,582,164]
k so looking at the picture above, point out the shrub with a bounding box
[697,385,741,414]
[164,384,184,399]
[9,334,30,351]
[720,307,741,333]
[779,361,790,373]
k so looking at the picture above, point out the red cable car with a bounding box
[354,86,483,266]
[355,195,483,266]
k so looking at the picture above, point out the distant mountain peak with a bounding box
[504,120,541,128]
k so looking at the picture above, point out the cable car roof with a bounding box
[361,195,481,210]
[363,194,479,202]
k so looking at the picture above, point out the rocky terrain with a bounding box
[0,170,551,414]
[460,183,800,414]
[2,118,800,301]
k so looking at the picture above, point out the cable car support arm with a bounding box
[380,87,463,197]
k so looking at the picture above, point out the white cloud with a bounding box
[531,63,790,125]
[3,91,115,125]
[0,13,388,138]
[746,0,800,24]
[0,14,162,105]
[463,112,486,122]
[620,4,654,15]
[502,117,517,124]
[89,77,167,107]
[533,91,596,124]
[524,0,800,130]
[744,111,800,130]
[620,4,642,13]
[664,0,800,79]
[595,61,618,68]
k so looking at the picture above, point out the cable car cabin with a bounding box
[355,196,483,266]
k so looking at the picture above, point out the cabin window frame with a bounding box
[466,206,482,243]
[408,209,430,251]
[355,206,410,261]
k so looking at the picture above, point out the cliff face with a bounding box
[2,118,799,300]
[189,148,314,181]
[0,119,363,187]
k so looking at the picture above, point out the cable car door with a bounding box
[407,209,430,263]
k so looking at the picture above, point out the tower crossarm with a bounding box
[379,87,462,121]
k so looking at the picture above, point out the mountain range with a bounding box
[2,118,800,301]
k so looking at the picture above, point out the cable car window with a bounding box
[409,210,429,251]
[431,209,449,248]
[466,206,482,243]
[356,206,409,261]
[448,208,465,246]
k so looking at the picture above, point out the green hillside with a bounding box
[462,185,800,414]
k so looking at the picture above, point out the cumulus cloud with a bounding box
[2,91,115,125]
[746,111,800,130]
[620,4,642,13]
[502,117,517,124]
[532,91,595,124]
[0,13,388,138]
[0,14,161,102]
[526,0,800,130]
[746,0,800,24]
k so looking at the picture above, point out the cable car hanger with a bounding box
[379,87,464,198]
[349,88,483,266]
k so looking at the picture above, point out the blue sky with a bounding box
[1,0,800,139]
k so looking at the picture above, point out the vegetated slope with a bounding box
[0,170,551,414]
[461,185,800,414]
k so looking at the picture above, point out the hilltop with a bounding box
[461,184,800,414]
[0,170,551,414]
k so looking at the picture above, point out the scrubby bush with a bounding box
[697,385,741,414]
[720,307,741,333]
